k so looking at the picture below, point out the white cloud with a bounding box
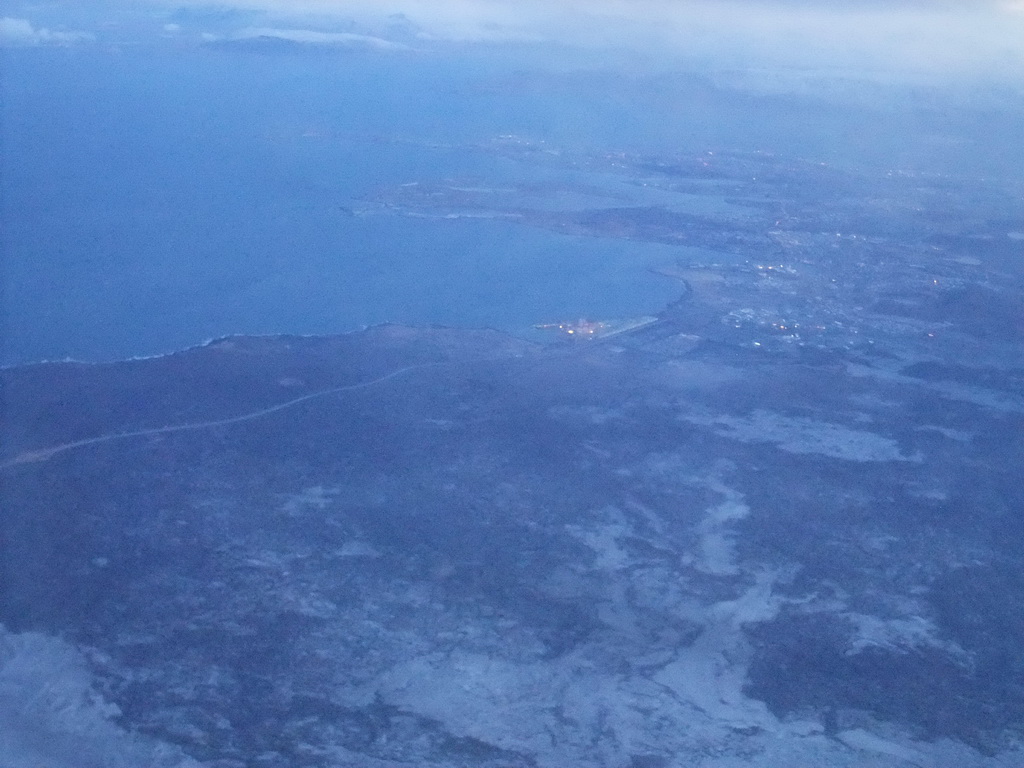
[230,26,412,49]
[0,625,201,767]
[0,16,94,45]
[141,0,1024,78]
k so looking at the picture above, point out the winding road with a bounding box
[0,363,436,471]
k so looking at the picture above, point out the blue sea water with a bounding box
[0,46,693,364]
[6,44,1016,365]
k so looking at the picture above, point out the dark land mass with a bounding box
[2,145,1023,767]
[2,298,1023,767]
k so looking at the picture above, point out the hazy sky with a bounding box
[2,0,1023,79]
[156,0,1024,72]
